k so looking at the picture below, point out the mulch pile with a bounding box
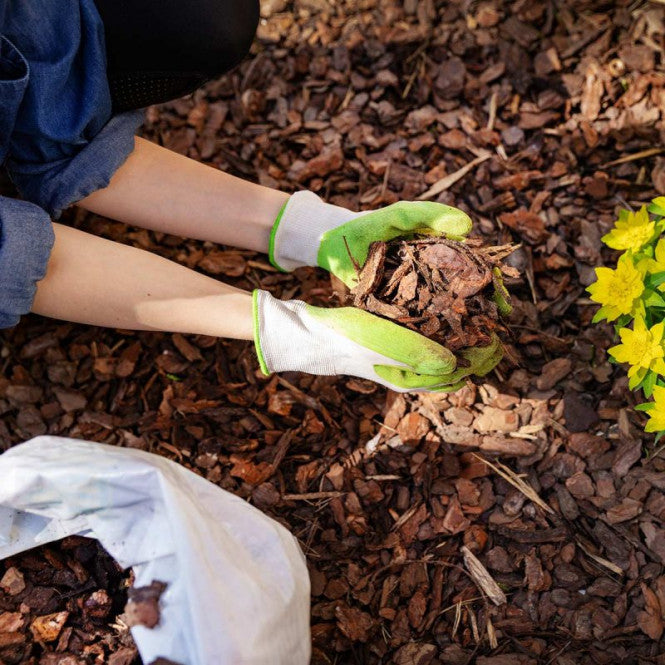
[349,237,516,354]
[2,0,665,663]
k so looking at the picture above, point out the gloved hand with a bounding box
[269,191,472,286]
[252,290,503,392]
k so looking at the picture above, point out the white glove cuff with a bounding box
[253,290,400,385]
[270,191,357,271]
[254,289,336,375]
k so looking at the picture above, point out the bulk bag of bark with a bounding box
[0,436,310,665]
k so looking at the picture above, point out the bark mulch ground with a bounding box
[2,1,665,663]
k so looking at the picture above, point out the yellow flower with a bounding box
[587,253,645,322]
[645,385,665,433]
[609,317,665,389]
[602,206,655,253]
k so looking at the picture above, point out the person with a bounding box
[0,0,503,392]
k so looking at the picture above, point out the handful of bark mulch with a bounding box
[350,236,518,358]
[0,537,172,665]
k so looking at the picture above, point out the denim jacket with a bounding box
[0,0,143,328]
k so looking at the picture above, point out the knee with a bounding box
[199,0,259,75]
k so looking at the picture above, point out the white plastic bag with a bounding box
[0,436,311,665]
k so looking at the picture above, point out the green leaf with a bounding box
[646,272,665,289]
[643,289,665,308]
[642,370,657,398]
[166,373,182,382]
[648,199,665,217]
[615,314,632,328]
[617,208,631,223]
[630,366,648,391]
[492,268,512,317]
[635,401,655,412]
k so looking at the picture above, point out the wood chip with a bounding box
[461,546,507,606]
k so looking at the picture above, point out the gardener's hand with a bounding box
[269,191,472,286]
[253,290,502,392]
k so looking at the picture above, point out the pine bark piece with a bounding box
[419,243,492,297]
[0,632,26,647]
[0,567,26,596]
[109,648,141,665]
[536,358,572,390]
[30,611,69,642]
[638,582,664,640]
[0,612,24,632]
[353,241,386,300]
[394,642,437,665]
[335,604,376,642]
[124,581,167,629]
[83,590,113,620]
[495,525,568,543]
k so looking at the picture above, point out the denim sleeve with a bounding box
[0,196,54,328]
[8,110,144,219]
[2,0,144,218]
[0,35,53,328]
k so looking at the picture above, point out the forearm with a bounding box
[32,223,253,339]
[78,137,289,253]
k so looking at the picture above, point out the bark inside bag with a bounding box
[0,536,140,665]
[0,536,178,665]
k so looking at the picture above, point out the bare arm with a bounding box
[32,223,254,339]
[79,137,289,253]
[32,138,287,334]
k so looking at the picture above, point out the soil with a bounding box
[1,0,665,663]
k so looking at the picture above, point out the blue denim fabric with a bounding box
[0,196,54,328]
[10,111,143,217]
[0,35,27,163]
[0,1,143,328]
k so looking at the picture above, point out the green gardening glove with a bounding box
[253,290,503,392]
[269,191,472,286]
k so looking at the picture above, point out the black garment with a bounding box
[93,0,260,112]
